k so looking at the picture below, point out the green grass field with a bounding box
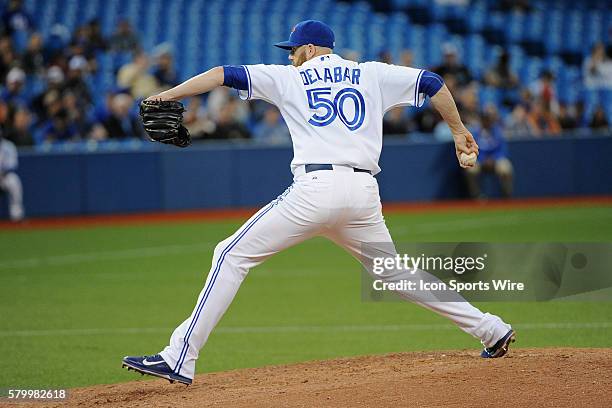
[1,205,611,389]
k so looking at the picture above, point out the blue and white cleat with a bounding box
[481,329,516,358]
[122,354,192,385]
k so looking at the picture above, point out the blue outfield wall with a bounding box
[5,135,612,218]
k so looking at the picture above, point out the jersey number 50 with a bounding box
[306,87,366,131]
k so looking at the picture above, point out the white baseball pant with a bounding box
[0,172,24,221]
[160,165,510,379]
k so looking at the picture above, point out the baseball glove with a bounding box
[139,100,191,148]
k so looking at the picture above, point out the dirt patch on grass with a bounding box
[30,348,612,408]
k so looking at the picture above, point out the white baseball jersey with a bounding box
[239,54,426,175]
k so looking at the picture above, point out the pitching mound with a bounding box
[44,348,612,407]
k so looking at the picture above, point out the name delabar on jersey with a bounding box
[239,54,426,175]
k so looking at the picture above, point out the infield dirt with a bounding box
[28,348,612,408]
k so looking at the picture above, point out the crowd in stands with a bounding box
[382,43,612,141]
[0,0,292,147]
[0,0,610,149]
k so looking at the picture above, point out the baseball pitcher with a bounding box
[123,20,515,385]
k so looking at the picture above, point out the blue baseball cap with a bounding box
[274,20,335,50]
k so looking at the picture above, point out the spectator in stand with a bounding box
[63,91,91,137]
[117,51,160,99]
[45,24,70,61]
[66,23,101,73]
[517,88,534,111]
[413,107,439,133]
[20,32,45,75]
[70,24,91,57]
[252,107,290,145]
[183,97,214,139]
[442,72,459,96]
[340,49,360,62]
[31,65,64,122]
[206,100,250,140]
[65,55,92,106]
[1,0,33,35]
[464,107,514,199]
[557,103,578,130]
[530,70,558,113]
[497,0,532,12]
[583,43,612,90]
[457,82,480,127]
[1,67,27,107]
[0,131,24,221]
[0,35,16,79]
[378,50,393,64]
[504,104,536,138]
[40,90,63,130]
[152,45,178,89]
[40,109,78,143]
[98,92,143,139]
[432,43,472,87]
[109,19,140,52]
[3,104,32,146]
[589,106,610,131]
[86,19,107,53]
[527,100,561,136]
[0,99,7,131]
[206,86,249,124]
[383,107,412,136]
[400,49,413,67]
[485,50,518,89]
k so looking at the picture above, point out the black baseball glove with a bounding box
[139,100,191,148]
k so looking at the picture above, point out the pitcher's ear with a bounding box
[308,44,316,57]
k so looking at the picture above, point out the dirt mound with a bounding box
[35,348,612,408]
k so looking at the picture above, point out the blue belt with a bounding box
[305,164,371,174]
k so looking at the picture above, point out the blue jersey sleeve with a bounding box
[418,71,444,97]
[223,65,249,91]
